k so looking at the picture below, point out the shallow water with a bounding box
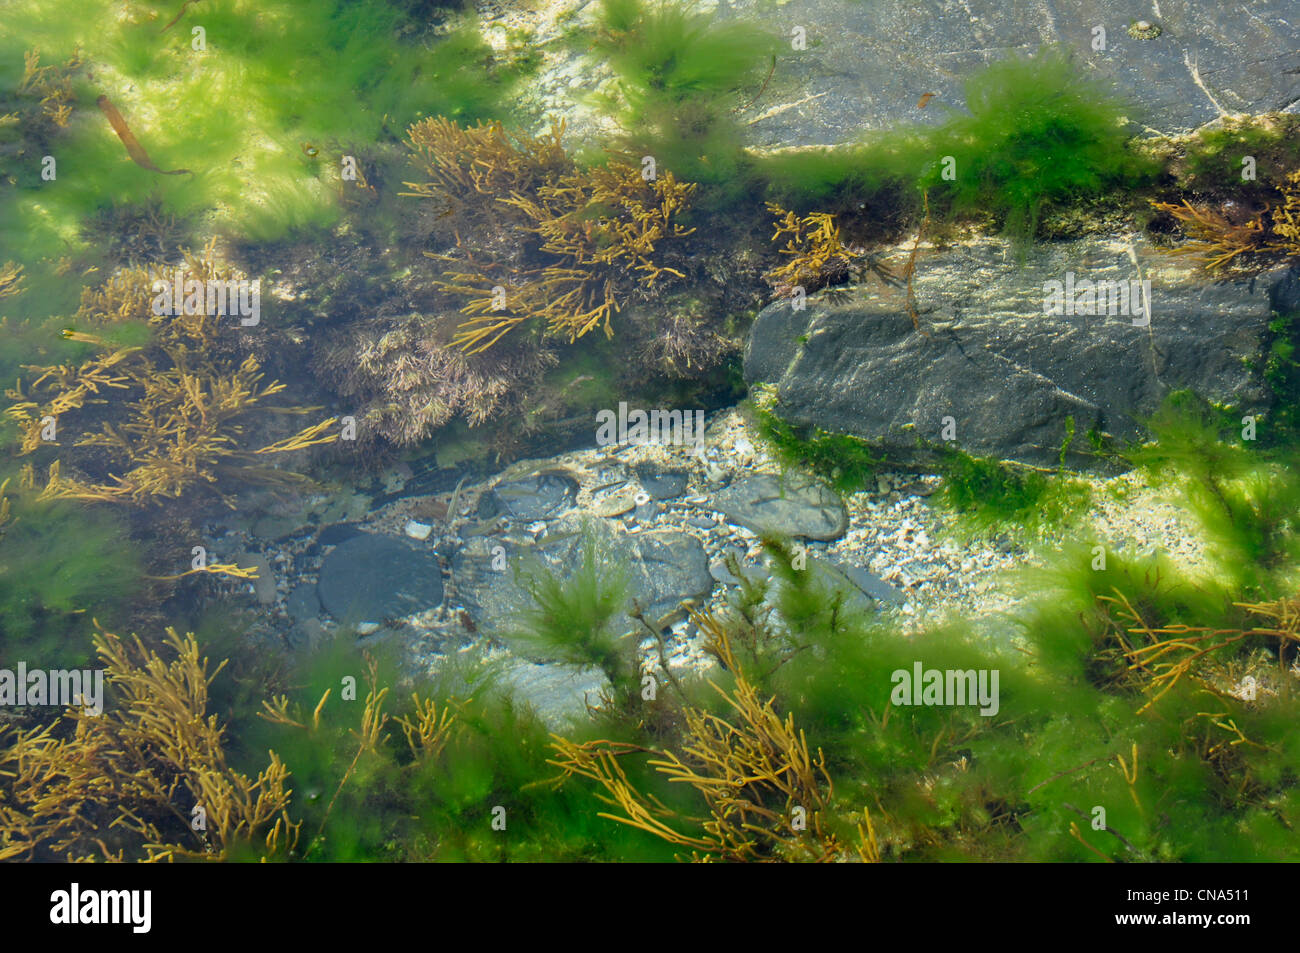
[2,0,1299,875]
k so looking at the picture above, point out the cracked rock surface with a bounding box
[746,236,1299,466]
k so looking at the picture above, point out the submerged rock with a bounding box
[317,533,443,627]
[489,471,580,521]
[452,517,712,638]
[492,656,611,731]
[746,238,1294,467]
[820,558,906,608]
[713,471,849,541]
[633,462,690,500]
[285,583,321,621]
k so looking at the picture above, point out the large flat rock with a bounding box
[743,0,1300,145]
[499,0,1300,150]
[746,236,1298,466]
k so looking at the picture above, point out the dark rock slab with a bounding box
[713,471,849,541]
[490,471,580,521]
[452,518,713,638]
[633,462,690,500]
[623,530,712,625]
[746,237,1291,467]
[827,559,907,607]
[318,523,363,547]
[317,533,443,625]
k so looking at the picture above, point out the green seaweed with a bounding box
[588,0,780,201]
[506,521,638,704]
[920,47,1158,244]
[748,398,888,492]
[756,47,1158,246]
[0,479,141,667]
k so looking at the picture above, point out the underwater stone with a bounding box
[492,656,612,731]
[317,533,443,626]
[713,472,849,541]
[733,0,1296,143]
[827,559,907,607]
[285,583,321,622]
[235,552,277,605]
[633,462,690,500]
[708,550,746,586]
[746,237,1288,468]
[591,490,638,518]
[623,530,712,627]
[451,519,711,636]
[490,471,580,521]
[404,519,433,541]
[318,523,363,547]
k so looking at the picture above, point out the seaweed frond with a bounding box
[1151,168,1300,274]
[1149,199,1275,273]
[0,262,25,300]
[0,627,298,862]
[550,621,872,862]
[762,203,897,299]
[4,244,336,505]
[404,118,696,353]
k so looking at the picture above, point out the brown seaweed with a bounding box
[161,0,202,32]
[96,95,191,176]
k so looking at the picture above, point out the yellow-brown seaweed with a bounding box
[96,95,191,176]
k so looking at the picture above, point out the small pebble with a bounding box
[404,520,433,541]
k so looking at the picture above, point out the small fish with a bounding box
[301,142,319,158]
[60,328,107,345]
[161,0,202,32]
[97,96,191,175]
[917,92,936,109]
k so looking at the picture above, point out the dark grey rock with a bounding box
[286,584,321,622]
[234,552,276,606]
[623,530,712,626]
[634,463,690,500]
[452,518,712,638]
[687,515,718,530]
[745,237,1290,467]
[318,523,362,547]
[317,533,443,626]
[803,558,879,618]
[713,471,849,541]
[490,471,579,521]
[709,550,747,586]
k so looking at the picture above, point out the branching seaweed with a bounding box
[0,627,299,862]
[4,243,337,505]
[550,621,877,862]
[404,118,696,353]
